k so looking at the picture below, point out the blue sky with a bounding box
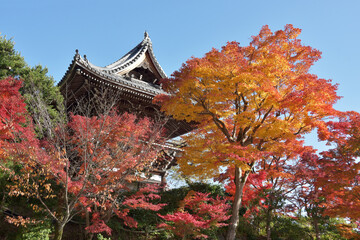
[1,0,359,150]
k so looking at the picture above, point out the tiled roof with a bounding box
[58,32,167,98]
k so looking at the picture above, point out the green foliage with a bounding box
[270,216,313,240]
[318,218,348,240]
[20,65,64,137]
[0,34,64,138]
[159,186,190,214]
[236,216,260,240]
[187,182,226,198]
[0,35,26,79]
[17,223,52,240]
[236,214,348,240]
[269,216,347,240]
[96,233,111,240]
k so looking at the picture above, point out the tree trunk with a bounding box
[313,217,320,240]
[85,210,94,240]
[265,208,272,240]
[54,222,65,240]
[226,167,251,240]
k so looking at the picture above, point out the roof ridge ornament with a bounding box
[75,49,80,60]
[144,31,149,39]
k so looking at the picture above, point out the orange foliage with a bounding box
[156,24,339,178]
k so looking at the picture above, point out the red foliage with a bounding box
[114,208,138,228]
[63,113,166,233]
[85,213,112,236]
[123,184,166,211]
[0,78,26,137]
[289,151,326,217]
[0,77,36,149]
[315,112,360,223]
[288,112,360,234]
[158,191,230,239]
[0,78,166,233]
[87,185,166,232]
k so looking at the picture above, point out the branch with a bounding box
[199,100,234,142]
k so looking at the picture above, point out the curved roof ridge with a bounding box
[104,32,167,78]
[105,33,149,69]
[146,34,167,78]
[74,53,110,73]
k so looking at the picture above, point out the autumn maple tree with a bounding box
[286,111,360,239]
[314,111,360,237]
[156,24,340,240]
[0,78,168,239]
[14,112,166,239]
